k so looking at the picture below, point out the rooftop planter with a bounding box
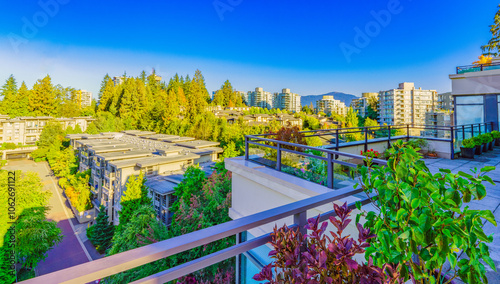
[492,131,500,146]
[460,138,475,159]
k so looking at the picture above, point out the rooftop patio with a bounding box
[20,139,500,283]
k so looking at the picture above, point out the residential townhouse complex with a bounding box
[0,115,94,145]
[315,95,348,116]
[246,87,302,112]
[68,131,223,226]
[378,82,438,126]
[350,92,378,117]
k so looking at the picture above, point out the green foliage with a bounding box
[0,143,17,150]
[461,138,476,149]
[357,140,497,283]
[481,133,494,143]
[406,138,428,151]
[15,207,63,270]
[87,206,115,253]
[0,170,62,278]
[118,172,151,227]
[212,80,244,107]
[482,4,500,56]
[491,130,500,139]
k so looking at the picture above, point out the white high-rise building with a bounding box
[77,90,93,108]
[316,95,347,116]
[351,92,378,117]
[378,82,437,126]
[274,88,301,112]
[247,87,274,109]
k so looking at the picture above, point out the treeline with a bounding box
[0,75,95,118]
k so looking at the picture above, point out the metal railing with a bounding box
[245,122,495,167]
[456,62,500,74]
[245,135,387,189]
[21,184,374,284]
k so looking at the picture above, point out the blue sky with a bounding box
[0,0,498,98]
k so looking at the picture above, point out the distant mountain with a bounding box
[301,92,359,109]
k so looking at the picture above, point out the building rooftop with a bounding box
[89,145,134,154]
[163,136,196,143]
[109,153,200,169]
[175,140,220,149]
[95,150,154,161]
[188,147,224,155]
[144,176,178,195]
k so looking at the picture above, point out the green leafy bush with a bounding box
[356,140,497,283]
[482,133,494,143]
[491,130,500,139]
[472,136,483,146]
[461,138,476,149]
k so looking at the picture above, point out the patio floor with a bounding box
[422,148,500,283]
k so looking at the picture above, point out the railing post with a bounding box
[450,126,455,160]
[387,125,391,148]
[406,124,410,141]
[478,123,481,135]
[491,121,494,132]
[471,124,474,137]
[462,125,465,140]
[245,136,249,160]
[335,128,339,152]
[327,152,334,189]
[276,143,281,171]
[294,211,307,247]
[364,127,368,152]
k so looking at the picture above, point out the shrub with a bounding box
[472,136,482,146]
[356,140,497,283]
[361,149,380,158]
[253,202,400,283]
[406,138,428,150]
[482,133,494,143]
[461,138,476,149]
[491,130,500,139]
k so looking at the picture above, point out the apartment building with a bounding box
[436,92,453,111]
[316,95,347,116]
[247,87,274,109]
[246,87,302,112]
[274,88,301,113]
[378,82,437,126]
[69,130,223,225]
[351,92,378,117]
[76,90,93,108]
[423,111,453,138]
[0,116,94,145]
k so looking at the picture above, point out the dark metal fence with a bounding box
[245,122,495,186]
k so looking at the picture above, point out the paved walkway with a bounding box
[2,159,97,276]
[423,148,500,283]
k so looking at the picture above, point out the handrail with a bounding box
[21,184,368,284]
[456,62,500,74]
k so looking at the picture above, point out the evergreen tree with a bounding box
[98,76,116,113]
[11,82,30,117]
[29,75,57,116]
[482,5,500,56]
[0,75,18,116]
[118,172,151,227]
[89,205,115,253]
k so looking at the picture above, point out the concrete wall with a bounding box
[226,158,376,241]
[450,70,500,95]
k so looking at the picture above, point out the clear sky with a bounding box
[0,0,498,99]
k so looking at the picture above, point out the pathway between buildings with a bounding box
[3,159,99,276]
